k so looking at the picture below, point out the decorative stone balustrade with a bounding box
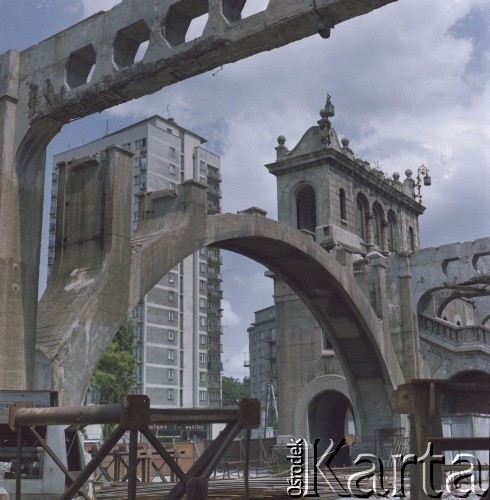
[419,313,490,347]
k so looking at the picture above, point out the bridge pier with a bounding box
[0,50,30,391]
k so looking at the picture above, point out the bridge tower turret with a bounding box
[266,94,426,256]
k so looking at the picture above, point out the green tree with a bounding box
[221,376,250,406]
[90,321,135,440]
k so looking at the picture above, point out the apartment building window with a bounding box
[133,195,139,205]
[168,369,175,380]
[167,388,174,400]
[199,316,207,327]
[135,138,146,150]
[199,353,206,364]
[199,372,206,383]
[168,349,175,360]
[168,291,175,302]
[169,147,176,158]
[199,262,206,273]
[131,305,143,318]
[169,273,175,283]
[199,280,206,291]
[168,311,175,322]
[169,182,177,192]
[132,211,138,222]
[199,298,206,309]
[200,160,206,172]
[134,174,146,186]
[169,164,176,175]
[199,391,206,401]
[122,143,131,151]
[134,157,143,168]
[199,334,206,347]
[168,329,175,341]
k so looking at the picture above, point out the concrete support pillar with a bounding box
[35,147,132,405]
[274,278,321,438]
[1,51,62,391]
[365,211,375,252]
[366,253,390,346]
[399,257,421,380]
[381,219,389,254]
[0,51,28,390]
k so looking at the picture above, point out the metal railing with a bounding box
[9,395,260,500]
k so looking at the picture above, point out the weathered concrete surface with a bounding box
[35,147,133,404]
[408,238,490,314]
[0,0,396,391]
[38,159,403,422]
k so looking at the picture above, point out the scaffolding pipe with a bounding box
[11,404,244,429]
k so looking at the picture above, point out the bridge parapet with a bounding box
[419,313,490,350]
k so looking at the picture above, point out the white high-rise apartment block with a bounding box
[48,115,223,413]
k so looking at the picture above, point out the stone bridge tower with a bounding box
[265,95,490,459]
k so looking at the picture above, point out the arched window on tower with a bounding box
[296,185,317,233]
[409,226,416,252]
[339,188,347,221]
[387,210,398,252]
[356,193,368,243]
[372,202,384,249]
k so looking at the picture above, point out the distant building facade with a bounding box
[246,305,277,436]
[49,115,223,416]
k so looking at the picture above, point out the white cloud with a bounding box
[221,299,241,328]
[81,0,121,17]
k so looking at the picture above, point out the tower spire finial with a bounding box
[318,93,335,145]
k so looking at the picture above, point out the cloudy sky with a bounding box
[1,0,489,378]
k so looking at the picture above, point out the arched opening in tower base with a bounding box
[308,390,355,466]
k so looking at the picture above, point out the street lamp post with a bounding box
[415,164,431,203]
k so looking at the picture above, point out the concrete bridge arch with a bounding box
[37,176,404,440]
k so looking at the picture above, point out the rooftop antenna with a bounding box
[105,118,109,136]
[166,105,172,119]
